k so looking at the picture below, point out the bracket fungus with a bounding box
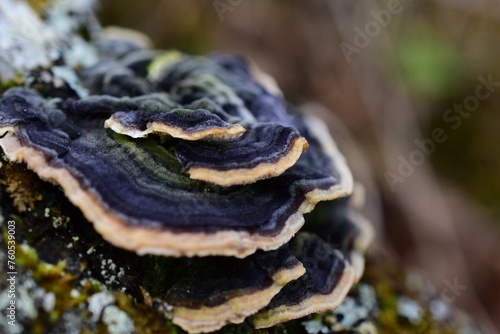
[0,46,373,333]
[165,246,306,333]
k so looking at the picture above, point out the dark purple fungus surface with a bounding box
[251,232,355,329]
[165,246,305,333]
[0,86,352,258]
[77,52,314,185]
[175,123,308,185]
[0,47,370,334]
[63,93,245,140]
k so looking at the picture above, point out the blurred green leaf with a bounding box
[393,25,464,98]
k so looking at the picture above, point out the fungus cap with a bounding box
[0,49,372,334]
[0,84,352,258]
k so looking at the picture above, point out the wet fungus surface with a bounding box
[0,49,371,333]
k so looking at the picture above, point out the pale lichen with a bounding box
[0,0,98,85]
[87,291,115,322]
[102,305,135,334]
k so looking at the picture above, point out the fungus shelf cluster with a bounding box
[0,46,371,332]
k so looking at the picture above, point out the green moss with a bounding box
[114,292,174,334]
[15,244,92,322]
[0,74,24,93]
[363,259,460,334]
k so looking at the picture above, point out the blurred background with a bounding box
[97,1,500,332]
